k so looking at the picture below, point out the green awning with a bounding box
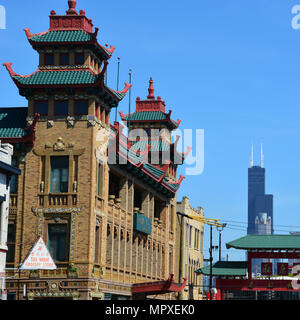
[195,261,248,277]
[226,235,300,250]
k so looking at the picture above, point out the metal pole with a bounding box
[209,225,212,300]
[115,58,120,122]
[127,69,132,132]
[219,230,221,261]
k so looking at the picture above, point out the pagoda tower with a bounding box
[4,0,130,124]
[2,0,131,300]
[120,78,190,182]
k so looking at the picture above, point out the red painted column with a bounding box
[248,251,252,280]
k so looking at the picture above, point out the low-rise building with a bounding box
[0,142,20,300]
[175,196,204,300]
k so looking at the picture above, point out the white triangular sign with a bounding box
[19,237,57,270]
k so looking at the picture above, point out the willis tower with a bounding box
[248,144,273,235]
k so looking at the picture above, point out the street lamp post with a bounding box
[209,225,213,300]
[217,223,227,261]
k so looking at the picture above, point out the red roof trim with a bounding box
[132,274,187,295]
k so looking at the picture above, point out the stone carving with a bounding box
[53,137,65,151]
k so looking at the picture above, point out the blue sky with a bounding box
[1,0,300,262]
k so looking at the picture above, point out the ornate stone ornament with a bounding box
[53,137,65,151]
[66,116,75,128]
[32,207,82,215]
[47,120,54,128]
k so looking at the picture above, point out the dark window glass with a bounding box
[50,156,69,193]
[35,101,48,116]
[94,225,100,263]
[9,157,18,193]
[75,100,89,115]
[60,53,69,65]
[48,224,68,262]
[55,101,68,116]
[6,224,16,263]
[45,54,54,66]
[97,164,102,197]
[75,53,84,65]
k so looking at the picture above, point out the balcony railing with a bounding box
[38,193,78,207]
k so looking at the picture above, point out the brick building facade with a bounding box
[1,0,188,300]
[175,196,204,300]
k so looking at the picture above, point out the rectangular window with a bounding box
[35,101,48,116]
[50,156,69,193]
[169,205,174,232]
[94,224,100,263]
[75,100,89,115]
[6,223,16,264]
[97,163,102,197]
[9,157,18,194]
[48,224,68,262]
[194,229,198,249]
[189,226,192,247]
[55,101,69,116]
[45,54,54,66]
[134,187,144,211]
[75,53,84,65]
[154,199,164,219]
[109,172,121,199]
[60,53,69,65]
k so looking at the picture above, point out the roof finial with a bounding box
[67,0,77,15]
[147,77,155,99]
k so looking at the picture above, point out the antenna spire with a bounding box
[261,143,264,168]
[250,143,253,168]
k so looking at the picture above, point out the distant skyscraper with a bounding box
[248,144,273,235]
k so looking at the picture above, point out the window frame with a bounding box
[50,156,69,194]
[47,221,70,263]
[60,53,69,66]
[34,100,48,116]
[44,53,54,66]
[74,100,89,116]
[6,222,16,264]
[75,53,84,65]
[54,100,69,117]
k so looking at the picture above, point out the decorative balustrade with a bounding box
[38,193,77,207]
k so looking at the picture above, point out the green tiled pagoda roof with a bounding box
[226,235,300,250]
[0,107,27,138]
[195,261,248,277]
[13,70,97,86]
[29,30,94,43]
[12,70,125,101]
[123,111,169,121]
[28,30,112,57]
[131,139,171,152]
[122,111,179,129]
